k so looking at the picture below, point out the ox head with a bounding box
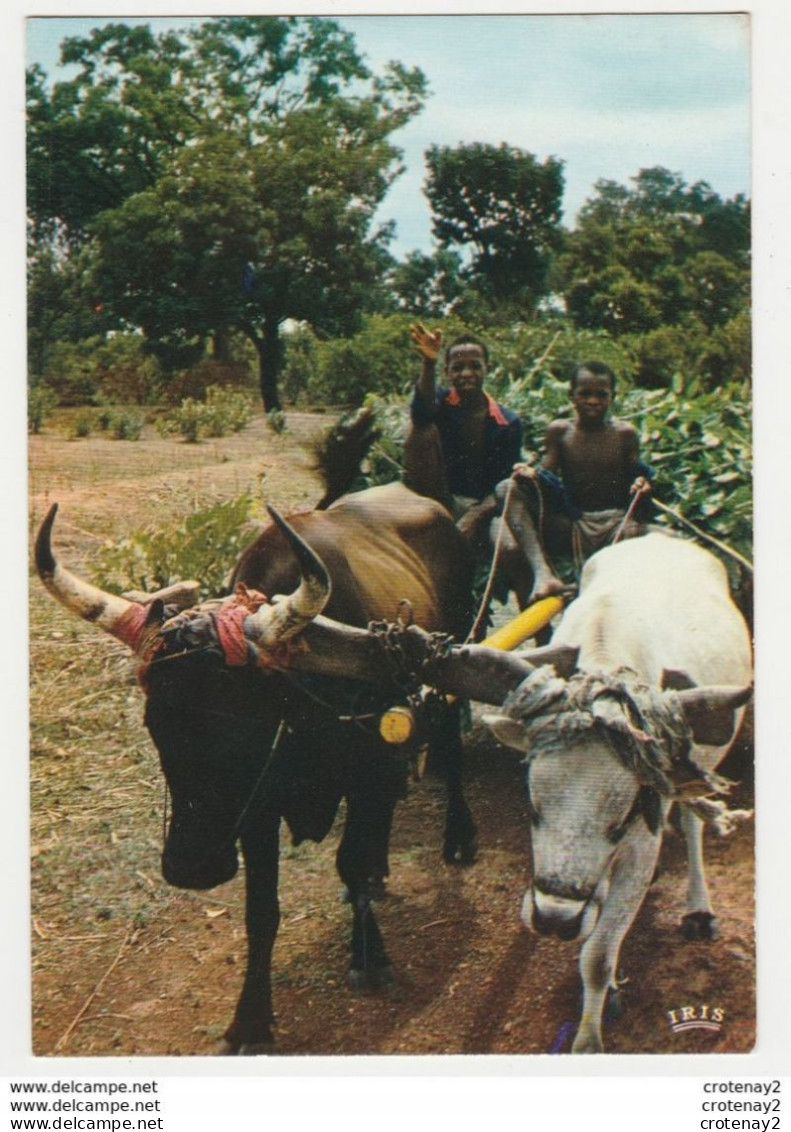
[35,503,331,890]
[482,665,752,941]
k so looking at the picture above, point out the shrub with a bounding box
[93,493,256,596]
[156,385,255,442]
[109,410,145,440]
[266,409,287,435]
[28,385,59,434]
[165,357,256,405]
[624,322,706,389]
[41,334,162,406]
[71,410,95,438]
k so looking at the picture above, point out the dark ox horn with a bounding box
[35,503,140,637]
[673,683,753,747]
[244,505,331,646]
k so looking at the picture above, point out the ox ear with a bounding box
[481,713,532,753]
[661,668,696,691]
[515,643,579,678]
[673,684,753,746]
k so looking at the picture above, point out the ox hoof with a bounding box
[605,986,624,1022]
[348,964,395,992]
[443,837,478,866]
[681,911,719,941]
[217,1037,275,1057]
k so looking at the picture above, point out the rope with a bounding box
[650,498,753,573]
[466,477,517,643]
[612,484,649,545]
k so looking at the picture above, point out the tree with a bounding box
[424,142,565,312]
[557,167,750,343]
[27,17,427,409]
[387,249,464,317]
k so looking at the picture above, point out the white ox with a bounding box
[482,532,753,1053]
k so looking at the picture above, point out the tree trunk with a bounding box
[211,327,232,363]
[254,314,284,412]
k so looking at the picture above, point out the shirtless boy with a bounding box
[504,360,653,600]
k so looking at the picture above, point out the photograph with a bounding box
[13,1,782,1084]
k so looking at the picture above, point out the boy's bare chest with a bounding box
[562,428,623,469]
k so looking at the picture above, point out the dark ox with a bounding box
[35,482,480,1053]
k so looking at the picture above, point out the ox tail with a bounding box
[310,406,381,509]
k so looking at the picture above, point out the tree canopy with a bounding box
[423,142,565,313]
[556,167,750,336]
[27,17,427,408]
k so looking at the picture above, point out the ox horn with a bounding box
[244,506,331,646]
[673,683,753,747]
[35,503,142,638]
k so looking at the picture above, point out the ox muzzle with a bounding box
[524,884,600,942]
[160,806,240,891]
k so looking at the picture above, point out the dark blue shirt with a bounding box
[411,385,523,500]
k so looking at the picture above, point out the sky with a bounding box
[25,12,750,259]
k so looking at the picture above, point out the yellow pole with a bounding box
[379,595,565,742]
[478,595,564,651]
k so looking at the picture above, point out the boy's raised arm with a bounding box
[410,323,443,405]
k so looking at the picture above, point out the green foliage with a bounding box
[70,410,95,438]
[557,167,750,351]
[698,311,751,389]
[156,385,255,442]
[266,409,287,434]
[424,142,565,311]
[359,340,752,561]
[93,493,256,595]
[387,249,464,318]
[28,384,59,434]
[35,333,163,406]
[29,17,428,410]
[109,410,145,440]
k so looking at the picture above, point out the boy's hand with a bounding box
[410,323,442,362]
[630,476,652,496]
[511,462,537,482]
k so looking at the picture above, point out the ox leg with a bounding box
[573,838,661,1053]
[679,805,718,941]
[430,701,477,865]
[222,813,281,1054]
[336,785,398,989]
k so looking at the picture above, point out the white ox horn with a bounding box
[244,505,331,647]
[35,503,141,637]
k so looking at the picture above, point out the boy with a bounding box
[403,323,523,520]
[504,360,653,601]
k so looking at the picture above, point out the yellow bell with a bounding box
[378,705,416,745]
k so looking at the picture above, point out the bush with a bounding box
[93,493,257,596]
[165,357,256,405]
[109,410,145,440]
[624,322,706,389]
[40,334,162,406]
[28,384,59,434]
[156,385,255,442]
[71,410,95,438]
[266,409,287,435]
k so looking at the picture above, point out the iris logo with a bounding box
[666,1004,725,1034]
